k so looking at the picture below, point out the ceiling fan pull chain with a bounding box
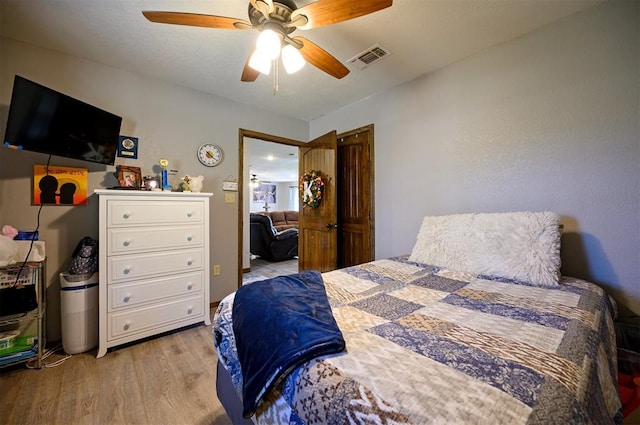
[273,59,279,95]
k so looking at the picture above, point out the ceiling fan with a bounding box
[142,0,393,82]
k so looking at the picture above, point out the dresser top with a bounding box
[94,189,212,198]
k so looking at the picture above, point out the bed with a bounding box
[213,212,622,424]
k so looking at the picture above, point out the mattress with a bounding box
[213,256,622,424]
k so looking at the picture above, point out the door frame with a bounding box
[237,129,304,289]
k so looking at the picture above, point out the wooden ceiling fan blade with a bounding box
[291,0,392,30]
[142,11,251,30]
[241,51,260,82]
[293,37,349,79]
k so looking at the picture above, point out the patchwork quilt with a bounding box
[213,256,622,424]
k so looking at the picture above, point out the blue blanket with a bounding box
[232,270,346,418]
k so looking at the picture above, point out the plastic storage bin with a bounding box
[60,272,98,354]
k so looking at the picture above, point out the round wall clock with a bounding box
[197,143,223,167]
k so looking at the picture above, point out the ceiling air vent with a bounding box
[347,44,391,70]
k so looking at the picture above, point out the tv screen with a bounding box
[3,75,122,165]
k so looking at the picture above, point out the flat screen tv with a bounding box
[3,75,122,165]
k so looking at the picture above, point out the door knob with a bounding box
[326,223,339,228]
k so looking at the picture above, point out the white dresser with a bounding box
[95,189,212,358]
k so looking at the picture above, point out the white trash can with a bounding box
[60,272,98,355]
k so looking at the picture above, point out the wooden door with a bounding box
[298,131,338,272]
[337,125,374,267]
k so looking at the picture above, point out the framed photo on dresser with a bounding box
[115,165,142,188]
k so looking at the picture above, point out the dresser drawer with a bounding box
[108,295,204,339]
[108,200,204,226]
[109,271,204,310]
[108,225,204,255]
[108,248,204,283]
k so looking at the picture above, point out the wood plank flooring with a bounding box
[0,319,230,425]
[246,257,298,279]
[2,259,297,425]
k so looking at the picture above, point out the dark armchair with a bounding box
[250,213,298,262]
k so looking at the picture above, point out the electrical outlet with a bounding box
[224,193,235,203]
[213,264,220,276]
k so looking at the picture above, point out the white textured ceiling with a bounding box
[248,138,298,183]
[0,0,602,122]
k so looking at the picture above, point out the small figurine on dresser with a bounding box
[178,177,191,192]
[188,175,204,193]
[142,175,159,191]
[178,175,203,193]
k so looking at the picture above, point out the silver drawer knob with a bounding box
[123,321,132,330]
[187,282,193,290]
[123,266,132,275]
[186,259,193,266]
[122,212,131,219]
[187,306,193,314]
[123,239,132,247]
[186,211,193,217]
[123,293,132,303]
[186,235,193,241]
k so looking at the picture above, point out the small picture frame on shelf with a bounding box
[115,165,142,188]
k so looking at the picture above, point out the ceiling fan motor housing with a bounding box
[249,0,298,35]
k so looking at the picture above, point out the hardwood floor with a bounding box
[248,257,298,278]
[2,260,299,425]
[0,317,231,425]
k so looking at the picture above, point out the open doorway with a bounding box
[237,126,376,288]
[238,130,304,287]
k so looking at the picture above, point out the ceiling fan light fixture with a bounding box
[256,29,281,60]
[143,0,392,83]
[282,44,305,74]
[249,49,272,75]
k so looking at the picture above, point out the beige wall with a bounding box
[311,1,640,315]
[0,39,308,340]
